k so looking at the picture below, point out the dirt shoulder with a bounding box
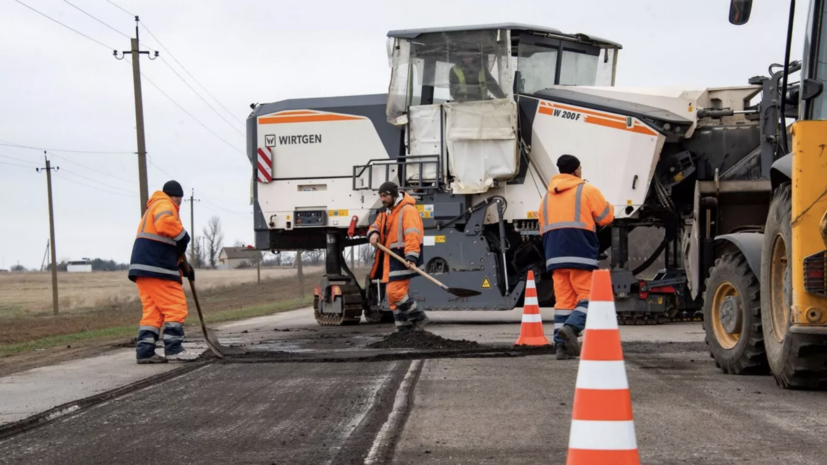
[0,270,341,377]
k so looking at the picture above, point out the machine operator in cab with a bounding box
[538,155,615,360]
[368,182,430,333]
[449,53,507,103]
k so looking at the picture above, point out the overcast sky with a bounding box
[0,0,809,270]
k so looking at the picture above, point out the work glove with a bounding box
[179,261,195,281]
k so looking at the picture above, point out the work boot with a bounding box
[395,323,414,334]
[136,354,168,365]
[556,343,573,360]
[558,324,581,357]
[409,309,430,331]
[166,349,199,362]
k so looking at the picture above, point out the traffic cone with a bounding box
[566,269,639,465]
[514,271,550,346]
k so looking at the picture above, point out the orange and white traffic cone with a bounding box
[514,270,550,346]
[566,269,640,465]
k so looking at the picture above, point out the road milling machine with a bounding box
[246,22,823,339]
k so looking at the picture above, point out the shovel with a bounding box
[374,243,482,298]
[182,256,225,358]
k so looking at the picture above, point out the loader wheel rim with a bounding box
[711,281,741,349]
[769,234,790,343]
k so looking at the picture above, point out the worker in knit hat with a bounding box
[128,180,197,364]
[538,155,615,360]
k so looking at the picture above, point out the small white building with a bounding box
[67,260,92,273]
[218,247,262,269]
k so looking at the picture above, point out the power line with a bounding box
[63,0,128,39]
[0,153,39,166]
[0,160,37,170]
[158,56,244,137]
[0,141,133,155]
[105,0,135,18]
[131,61,244,155]
[202,198,251,218]
[54,172,137,199]
[140,22,244,125]
[50,153,134,184]
[13,0,115,51]
[59,167,138,195]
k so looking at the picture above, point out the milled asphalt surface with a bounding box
[2,308,827,464]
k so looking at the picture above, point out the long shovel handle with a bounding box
[182,257,210,339]
[374,242,449,291]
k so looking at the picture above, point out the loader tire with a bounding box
[761,185,827,389]
[703,252,769,375]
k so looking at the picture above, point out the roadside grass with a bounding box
[0,296,315,356]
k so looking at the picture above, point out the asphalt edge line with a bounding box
[0,361,210,442]
[363,359,423,465]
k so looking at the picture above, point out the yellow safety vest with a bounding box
[452,66,488,100]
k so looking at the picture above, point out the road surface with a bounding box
[1,308,826,464]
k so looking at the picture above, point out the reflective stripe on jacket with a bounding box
[451,65,488,101]
[128,191,190,283]
[538,174,614,271]
[368,192,425,283]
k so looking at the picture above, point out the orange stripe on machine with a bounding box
[538,102,658,137]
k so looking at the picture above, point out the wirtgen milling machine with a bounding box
[246,23,801,331]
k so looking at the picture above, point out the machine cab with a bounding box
[380,23,622,194]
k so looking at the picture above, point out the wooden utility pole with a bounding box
[185,189,200,266]
[37,153,59,316]
[114,16,158,216]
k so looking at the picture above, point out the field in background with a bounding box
[0,267,323,315]
[0,267,368,375]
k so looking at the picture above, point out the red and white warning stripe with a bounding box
[257,147,273,183]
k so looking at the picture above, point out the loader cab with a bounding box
[380,24,622,195]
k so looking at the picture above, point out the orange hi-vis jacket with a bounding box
[128,191,190,284]
[538,174,614,271]
[368,192,425,283]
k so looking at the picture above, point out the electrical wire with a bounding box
[202,198,251,218]
[0,141,133,155]
[13,0,116,51]
[158,57,244,136]
[63,0,129,39]
[0,153,39,166]
[105,0,135,18]
[140,22,244,125]
[59,167,138,195]
[50,153,134,184]
[127,59,244,155]
[0,161,37,170]
[54,172,137,198]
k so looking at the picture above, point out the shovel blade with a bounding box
[202,326,225,358]
[447,287,482,298]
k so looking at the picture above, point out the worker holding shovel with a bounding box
[128,181,198,364]
[368,182,430,333]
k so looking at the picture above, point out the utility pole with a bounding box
[37,153,59,316]
[184,189,200,266]
[114,16,158,217]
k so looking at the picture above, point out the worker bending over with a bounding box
[539,155,614,360]
[368,182,430,332]
[128,180,197,364]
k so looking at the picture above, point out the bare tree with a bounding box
[233,239,246,248]
[202,216,224,269]
[305,249,325,266]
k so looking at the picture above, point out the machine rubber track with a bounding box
[313,288,362,326]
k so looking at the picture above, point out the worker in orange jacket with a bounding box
[538,155,614,360]
[368,182,429,332]
[128,181,196,364]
